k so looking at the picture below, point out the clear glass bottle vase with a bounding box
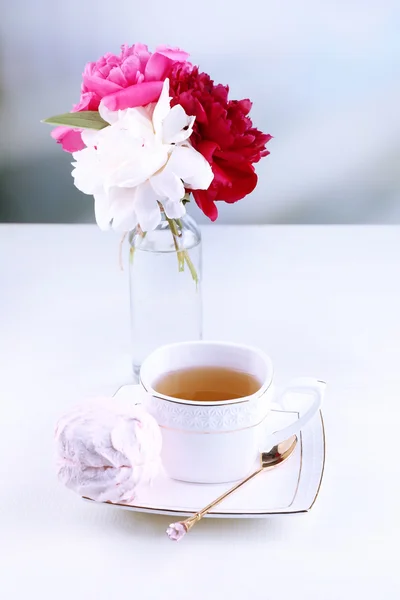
[128,213,202,379]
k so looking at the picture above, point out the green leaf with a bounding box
[42,111,108,130]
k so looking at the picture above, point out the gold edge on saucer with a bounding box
[287,427,303,509]
[83,496,310,517]
[307,410,326,511]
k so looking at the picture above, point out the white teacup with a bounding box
[135,341,325,484]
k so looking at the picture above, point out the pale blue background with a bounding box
[0,0,399,223]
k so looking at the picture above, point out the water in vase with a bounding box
[129,215,202,380]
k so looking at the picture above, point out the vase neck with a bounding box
[129,211,200,251]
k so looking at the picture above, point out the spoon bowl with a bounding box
[261,435,298,468]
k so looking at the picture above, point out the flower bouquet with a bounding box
[43,43,271,370]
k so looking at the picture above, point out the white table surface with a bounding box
[1,224,399,599]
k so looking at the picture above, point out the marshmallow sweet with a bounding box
[55,397,162,503]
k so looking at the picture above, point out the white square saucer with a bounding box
[84,384,325,518]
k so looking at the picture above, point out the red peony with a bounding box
[170,66,272,220]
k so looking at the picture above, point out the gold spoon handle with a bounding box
[181,467,264,532]
[166,437,298,540]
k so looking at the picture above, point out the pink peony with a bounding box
[50,127,86,153]
[52,44,190,152]
[169,66,272,221]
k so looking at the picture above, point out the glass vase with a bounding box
[128,213,202,379]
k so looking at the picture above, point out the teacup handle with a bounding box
[266,378,326,448]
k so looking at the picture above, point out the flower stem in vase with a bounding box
[166,216,198,285]
[129,227,146,265]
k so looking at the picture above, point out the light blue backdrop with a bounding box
[0,0,399,223]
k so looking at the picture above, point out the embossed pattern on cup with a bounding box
[143,390,271,432]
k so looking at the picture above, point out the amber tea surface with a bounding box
[154,366,261,402]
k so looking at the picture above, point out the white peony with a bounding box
[71,78,214,232]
